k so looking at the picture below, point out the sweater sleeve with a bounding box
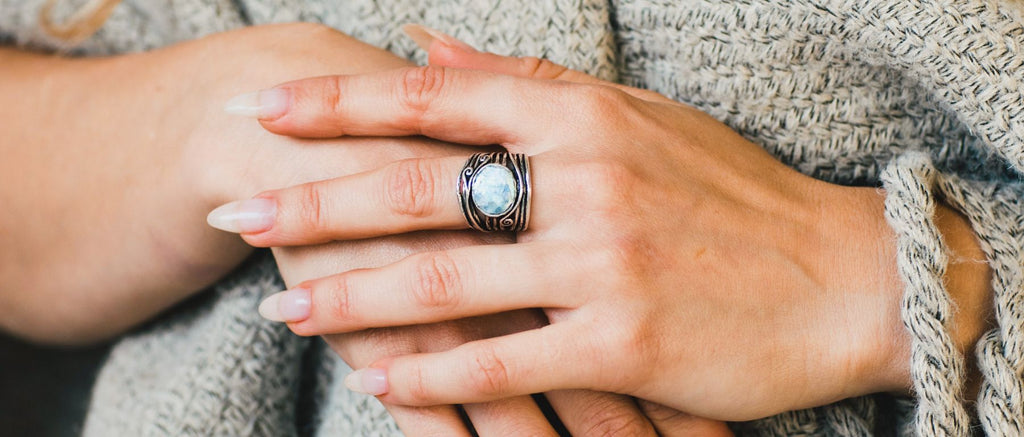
[880,152,1024,435]
[835,0,1024,433]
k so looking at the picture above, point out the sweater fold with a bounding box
[2,0,1022,435]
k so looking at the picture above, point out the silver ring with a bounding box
[458,152,532,232]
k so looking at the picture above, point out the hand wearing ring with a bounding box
[208,47,912,422]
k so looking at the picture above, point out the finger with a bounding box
[345,323,599,406]
[219,156,468,246]
[254,66,619,151]
[401,24,672,104]
[544,390,657,437]
[212,153,562,247]
[463,396,558,437]
[261,243,582,335]
[321,334,474,436]
[637,400,734,437]
[429,46,672,104]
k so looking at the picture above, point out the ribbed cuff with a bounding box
[931,168,1024,435]
[880,152,971,436]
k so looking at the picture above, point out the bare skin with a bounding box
[0,23,988,433]
[217,36,994,420]
[0,24,721,436]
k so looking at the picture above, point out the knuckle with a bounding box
[577,86,633,122]
[573,161,635,210]
[600,318,657,382]
[517,56,567,79]
[517,56,546,77]
[321,75,346,118]
[603,234,656,280]
[384,159,437,218]
[466,345,512,397]
[404,364,433,405]
[411,252,462,310]
[320,275,353,320]
[297,182,331,232]
[400,65,448,116]
[581,408,652,437]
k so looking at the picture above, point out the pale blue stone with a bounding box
[471,164,516,216]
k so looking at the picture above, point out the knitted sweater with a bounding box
[1,0,1023,435]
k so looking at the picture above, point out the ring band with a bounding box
[458,152,532,232]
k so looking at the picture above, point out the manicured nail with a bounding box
[258,288,312,322]
[402,24,475,52]
[344,368,389,395]
[206,198,276,234]
[223,88,290,119]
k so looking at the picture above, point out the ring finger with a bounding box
[209,154,560,246]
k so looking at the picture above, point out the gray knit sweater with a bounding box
[2,0,1023,435]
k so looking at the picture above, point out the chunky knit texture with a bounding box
[1,0,1023,435]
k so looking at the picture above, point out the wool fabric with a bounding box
[2,0,1022,435]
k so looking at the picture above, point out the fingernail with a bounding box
[402,23,475,52]
[258,288,312,322]
[344,368,389,395]
[206,198,276,234]
[223,88,290,119]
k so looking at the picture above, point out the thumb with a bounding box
[402,24,672,103]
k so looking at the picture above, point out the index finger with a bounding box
[235,66,631,153]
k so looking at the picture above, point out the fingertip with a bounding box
[256,106,304,136]
[258,288,312,323]
[224,88,290,120]
[207,198,277,234]
[345,367,390,396]
[403,23,476,53]
[255,81,352,138]
[427,44,503,72]
[426,42,469,67]
[238,232,273,248]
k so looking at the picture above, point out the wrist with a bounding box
[813,185,910,401]
[821,186,994,401]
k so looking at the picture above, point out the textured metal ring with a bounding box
[457,152,532,232]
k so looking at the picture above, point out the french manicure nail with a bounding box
[223,88,290,119]
[258,288,312,322]
[344,368,389,395]
[402,23,475,52]
[206,198,276,234]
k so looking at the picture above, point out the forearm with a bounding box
[0,49,118,342]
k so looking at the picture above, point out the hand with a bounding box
[214,41,913,421]
[414,30,736,436]
[271,183,662,437]
[181,24,665,436]
[0,23,644,436]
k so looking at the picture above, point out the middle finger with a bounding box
[259,242,584,336]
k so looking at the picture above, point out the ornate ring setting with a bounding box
[457,152,532,232]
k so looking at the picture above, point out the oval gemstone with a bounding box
[471,164,516,216]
